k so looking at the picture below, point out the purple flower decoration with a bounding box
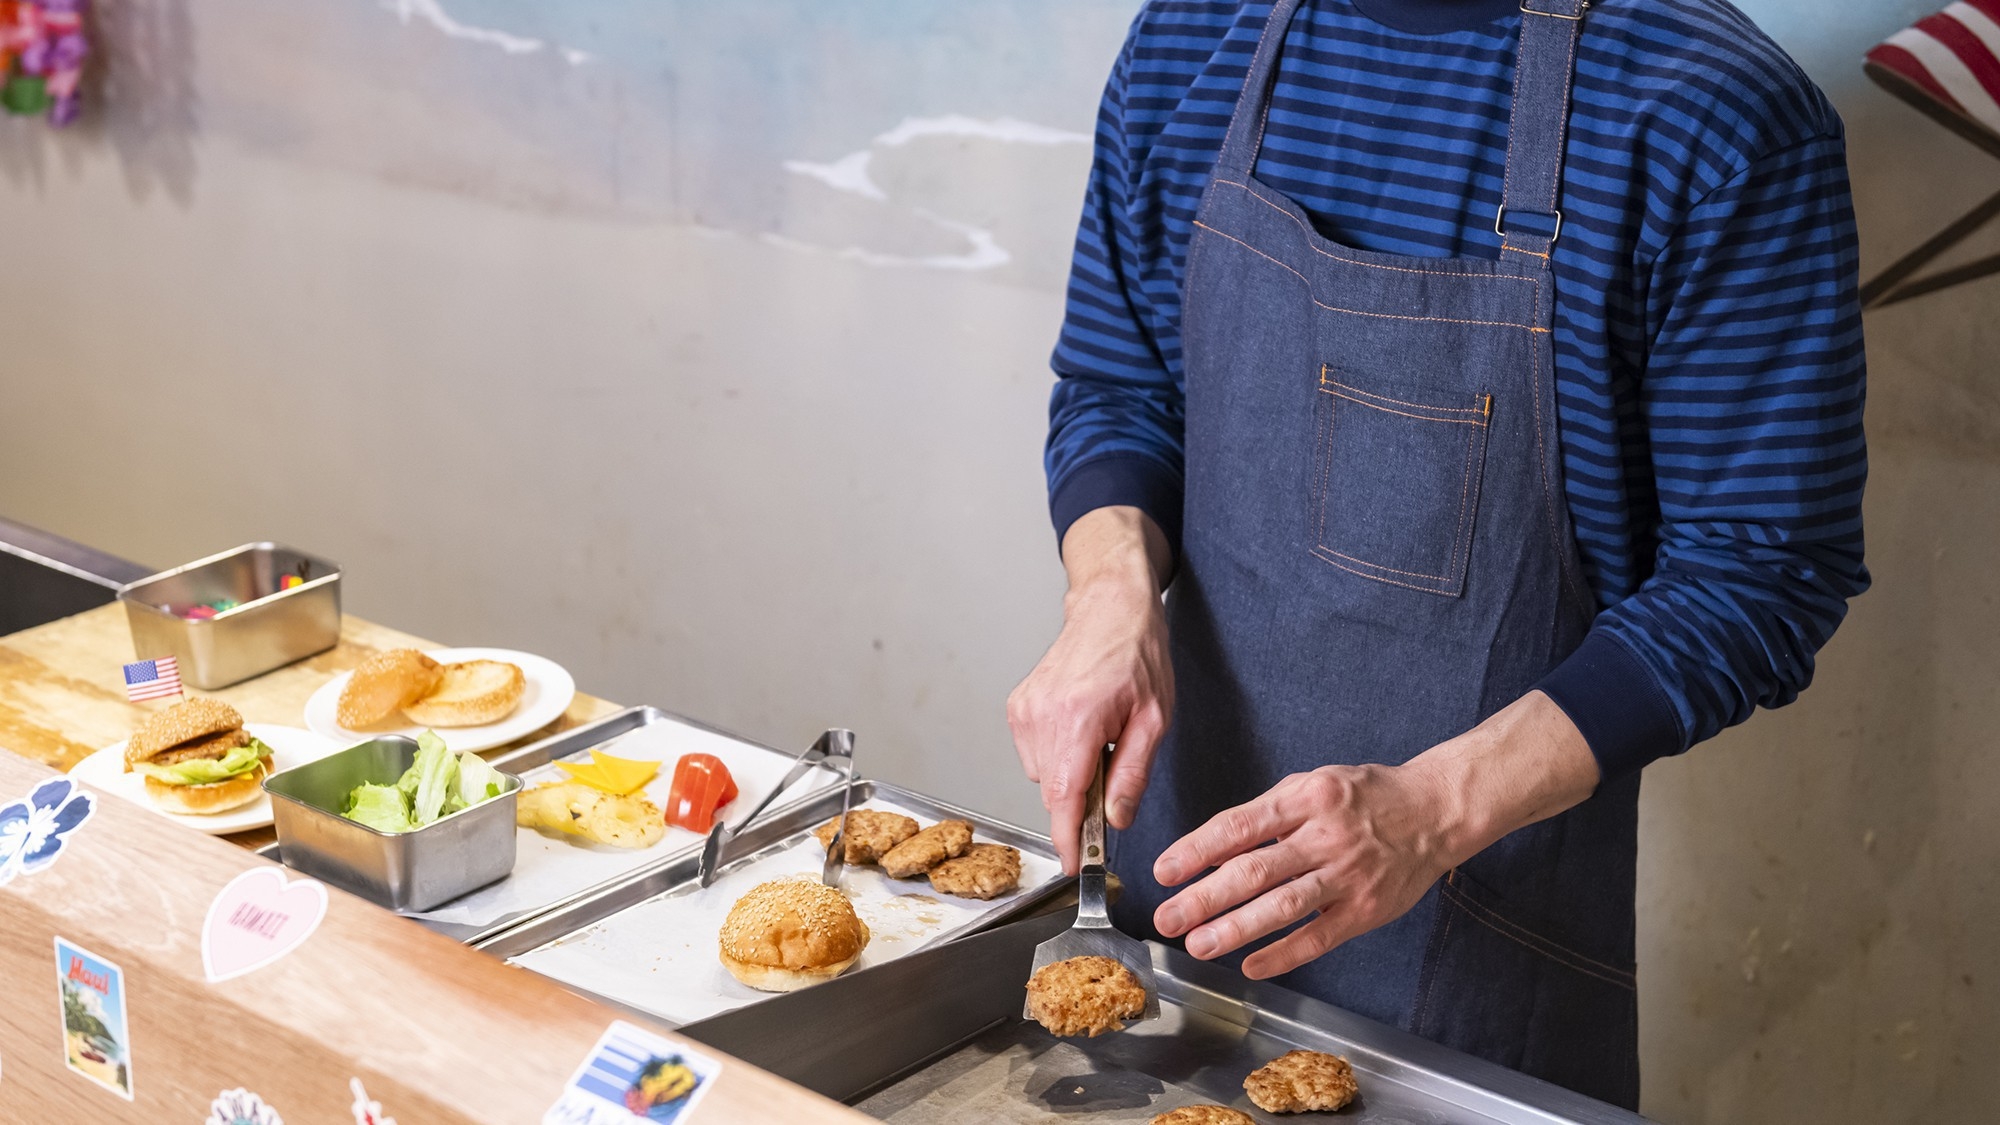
[0,777,97,885]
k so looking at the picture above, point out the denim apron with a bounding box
[1107,0,1642,1107]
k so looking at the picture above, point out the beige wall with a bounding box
[0,2,1992,1120]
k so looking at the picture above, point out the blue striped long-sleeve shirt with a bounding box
[1044,0,1869,779]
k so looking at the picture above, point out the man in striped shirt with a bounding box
[1007,0,1866,1106]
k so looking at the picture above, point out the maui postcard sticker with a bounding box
[203,866,329,983]
[350,1077,399,1125]
[0,778,97,886]
[544,1020,720,1125]
[207,1087,284,1125]
[54,937,133,1101]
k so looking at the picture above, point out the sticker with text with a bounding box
[1,778,97,886]
[207,1087,284,1125]
[203,866,329,983]
[55,937,133,1101]
[544,1021,720,1124]
[351,1077,398,1125]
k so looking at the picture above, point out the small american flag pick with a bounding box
[123,657,183,702]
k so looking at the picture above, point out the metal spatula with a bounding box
[1022,747,1160,1024]
[697,727,856,888]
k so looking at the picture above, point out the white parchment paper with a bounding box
[409,719,840,927]
[508,797,1064,1026]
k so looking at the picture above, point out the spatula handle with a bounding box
[1080,746,1108,872]
[1076,747,1110,926]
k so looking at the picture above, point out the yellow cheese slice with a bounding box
[554,750,660,796]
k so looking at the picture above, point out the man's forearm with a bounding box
[1406,691,1603,867]
[1059,505,1172,606]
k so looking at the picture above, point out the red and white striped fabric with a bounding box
[1868,1,2000,142]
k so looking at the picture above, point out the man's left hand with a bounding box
[1150,690,1602,980]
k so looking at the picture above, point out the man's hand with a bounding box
[1151,690,1601,979]
[1007,506,1174,874]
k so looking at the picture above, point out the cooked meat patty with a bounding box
[1243,1049,1359,1113]
[880,819,974,879]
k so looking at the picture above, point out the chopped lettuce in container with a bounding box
[341,731,507,832]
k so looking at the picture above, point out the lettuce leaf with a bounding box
[339,733,507,833]
[455,751,503,811]
[135,738,272,787]
[406,730,459,826]
[343,783,417,832]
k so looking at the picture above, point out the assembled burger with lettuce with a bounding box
[124,698,274,816]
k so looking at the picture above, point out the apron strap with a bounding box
[1215,0,1310,178]
[1498,0,1589,259]
[1216,0,1587,258]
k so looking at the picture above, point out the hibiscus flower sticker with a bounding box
[0,777,97,885]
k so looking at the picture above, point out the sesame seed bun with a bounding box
[126,698,245,769]
[717,879,870,992]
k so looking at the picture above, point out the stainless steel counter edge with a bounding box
[1162,949,1652,1124]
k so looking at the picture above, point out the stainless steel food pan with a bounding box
[264,736,521,912]
[118,542,341,689]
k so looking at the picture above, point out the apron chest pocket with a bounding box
[1309,366,1490,597]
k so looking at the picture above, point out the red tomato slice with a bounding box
[665,753,738,834]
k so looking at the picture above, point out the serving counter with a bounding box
[1,601,1653,1124]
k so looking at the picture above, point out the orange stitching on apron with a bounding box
[1311,547,1453,591]
[1440,881,1636,989]
[1449,407,1476,582]
[1501,245,1551,260]
[1214,179,1538,283]
[1526,279,1571,595]
[1522,278,1592,609]
[1417,897,1456,1028]
[1321,548,1453,583]
[1320,375,1491,417]
[1321,389,1489,425]
[1310,375,1484,589]
[1192,222,1550,332]
[1314,382,1336,564]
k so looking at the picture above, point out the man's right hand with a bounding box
[1006,506,1175,874]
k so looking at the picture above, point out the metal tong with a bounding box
[1023,746,1160,1024]
[696,727,856,889]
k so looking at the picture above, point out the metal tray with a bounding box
[476,780,1071,1027]
[263,705,845,944]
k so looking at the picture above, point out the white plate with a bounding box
[70,724,342,836]
[303,647,576,754]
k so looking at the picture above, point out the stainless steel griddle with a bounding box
[679,908,1652,1125]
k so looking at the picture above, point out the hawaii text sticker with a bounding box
[544,1021,721,1124]
[54,937,133,1101]
[203,866,329,983]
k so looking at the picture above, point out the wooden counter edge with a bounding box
[0,748,871,1124]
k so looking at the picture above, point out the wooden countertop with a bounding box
[0,745,867,1123]
[0,604,621,848]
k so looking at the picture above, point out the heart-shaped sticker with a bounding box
[202,867,328,983]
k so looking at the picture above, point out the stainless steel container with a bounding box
[264,736,522,913]
[118,542,341,689]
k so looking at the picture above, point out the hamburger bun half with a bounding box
[337,648,444,729]
[399,660,525,727]
[142,756,271,816]
[125,698,245,771]
[718,879,870,993]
